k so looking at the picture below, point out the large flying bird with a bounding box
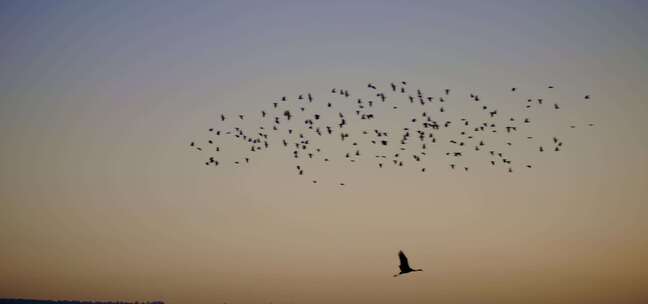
[393,250,423,277]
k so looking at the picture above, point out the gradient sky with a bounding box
[1,1,647,303]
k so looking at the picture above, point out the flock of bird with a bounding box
[189,81,593,186]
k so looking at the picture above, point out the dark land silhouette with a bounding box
[0,299,163,304]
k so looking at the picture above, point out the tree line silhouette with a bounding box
[0,299,163,304]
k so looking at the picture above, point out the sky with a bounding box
[1,1,647,303]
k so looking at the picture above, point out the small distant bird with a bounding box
[393,250,423,277]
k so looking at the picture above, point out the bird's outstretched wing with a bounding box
[398,250,411,271]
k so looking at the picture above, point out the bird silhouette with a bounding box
[394,250,423,277]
